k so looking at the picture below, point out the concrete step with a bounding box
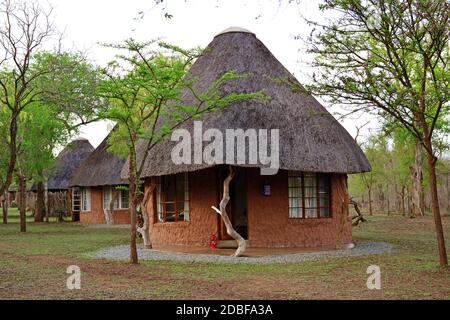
[217,240,250,249]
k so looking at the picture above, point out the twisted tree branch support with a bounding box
[104,188,118,225]
[211,166,247,257]
[349,197,367,226]
[137,182,155,249]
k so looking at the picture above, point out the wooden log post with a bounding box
[137,183,155,249]
[104,187,118,225]
[211,166,247,257]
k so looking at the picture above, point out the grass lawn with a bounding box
[0,208,449,299]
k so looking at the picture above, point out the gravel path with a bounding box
[87,242,393,264]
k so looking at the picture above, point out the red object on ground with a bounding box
[210,234,217,249]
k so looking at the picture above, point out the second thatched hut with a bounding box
[70,130,130,224]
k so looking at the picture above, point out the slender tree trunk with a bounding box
[368,187,373,215]
[35,182,45,222]
[386,184,390,216]
[401,186,406,217]
[44,178,49,223]
[129,146,138,264]
[407,188,412,216]
[447,173,450,213]
[0,111,18,197]
[2,192,7,224]
[18,175,26,232]
[424,137,448,267]
[411,140,424,217]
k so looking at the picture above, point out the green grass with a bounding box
[0,212,449,299]
[1,209,129,256]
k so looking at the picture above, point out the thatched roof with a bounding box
[42,139,94,191]
[122,27,371,179]
[70,129,127,187]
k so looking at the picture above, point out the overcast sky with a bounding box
[44,0,378,148]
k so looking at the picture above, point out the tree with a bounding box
[100,39,264,264]
[306,0,449,267]
[0,0,56,197]
[14,101,69,230]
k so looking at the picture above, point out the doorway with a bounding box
[218,166,248,240]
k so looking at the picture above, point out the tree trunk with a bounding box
[0,111,18,197]
[367,187,373,215]
[1,192,7,224]
[18,175,26,232]
[35,182,45,222]
[424,137,448,267]
[335,175,350,248]
[447,173,450,214]
[401,186,406,217]
[44,178,49,223]
[211,166,247,257]
[104,188,118,225]
[411,140,424,217]
[386,184,390,216]
[129,148,138,264]
[137,183,155,249]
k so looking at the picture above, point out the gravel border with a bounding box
[87,242,393,264]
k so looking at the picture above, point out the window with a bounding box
[120,189,129,209]
[288,171,330,218]
[156,173,189,223]
[81,187,91,211]
[72,188,81,212]
[103,186,129,209]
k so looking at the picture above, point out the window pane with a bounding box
[320,196,329,207]
[288,171,303,218]
[156,173,189,223]
[72,188,81,212]
[320,207,330,218]
[103,187,110,209]
[306,208,317,218]
[156,178,163,222]
[288,172,330,219]
[120,189,129,209]
[289,207,302,218]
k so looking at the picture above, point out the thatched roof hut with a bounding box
[130,27,372,250]
[69,130,130,225]
[35,139,94,192]
[122,27,370,179]
[70,130,126,187]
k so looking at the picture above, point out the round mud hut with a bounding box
[125,27,371,249]
[70,129,130,224]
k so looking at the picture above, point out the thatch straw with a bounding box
[70,130,127,187]
[32,139,94,191]
[122,28,371,179]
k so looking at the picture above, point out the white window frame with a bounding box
[72,187,81,212]
[81,187,91,212]
[103,186,129,210]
